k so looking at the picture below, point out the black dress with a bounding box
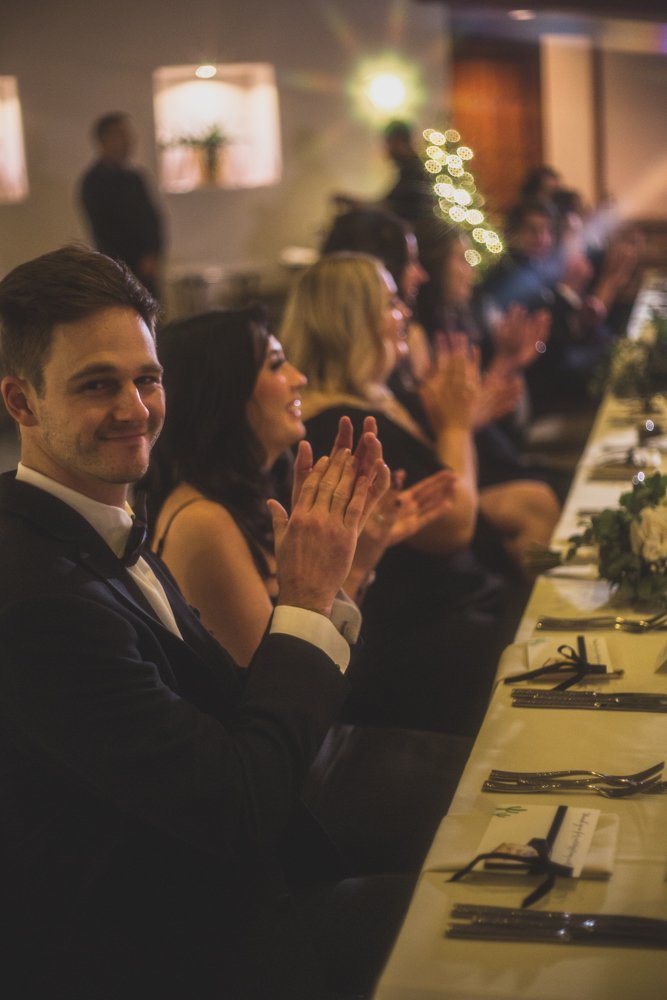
[305,404,521,736]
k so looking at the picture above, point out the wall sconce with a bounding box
[153,63,281,193]
[0,76,28,203]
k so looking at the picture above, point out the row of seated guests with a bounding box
[0,245,478,1000]
[351,144,640,424]
[146,252,542,740]
[474,192,641,420]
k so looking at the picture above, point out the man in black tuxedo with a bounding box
[0,246,410,999]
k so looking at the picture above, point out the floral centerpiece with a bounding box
[606,310,667,402]
[566,472,667,606]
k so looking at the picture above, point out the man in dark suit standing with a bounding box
[0,246,411,999]
[80,113,165,297]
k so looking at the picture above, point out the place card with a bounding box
[422,810,619,877]
[476,805,603,878]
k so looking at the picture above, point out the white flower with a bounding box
[630,502,667,563]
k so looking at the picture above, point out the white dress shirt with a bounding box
[15,465,351,671]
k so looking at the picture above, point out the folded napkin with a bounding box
[423,808,619,879]
[495,639,617,686]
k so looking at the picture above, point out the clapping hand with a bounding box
[344,467,457,600]
[291,415,389,530]
[272,417,390,617]
[491,304,551,373]
[418,333,481,435]
[473,366,524,429]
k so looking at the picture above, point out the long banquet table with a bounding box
[374,307,667,998]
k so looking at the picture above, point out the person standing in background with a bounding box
[80,112,165,297]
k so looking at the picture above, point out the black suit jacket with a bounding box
[0,472,348,998]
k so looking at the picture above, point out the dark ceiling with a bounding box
[416,1,667,22]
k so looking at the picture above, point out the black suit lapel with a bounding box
[0,473,185,635]
[0,474,242,705]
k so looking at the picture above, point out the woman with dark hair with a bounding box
[147,305,451,666]
[145,305,471,877]
[147,306,291,664]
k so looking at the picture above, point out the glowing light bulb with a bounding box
[428,130,445,145]
[195,65,217,79]
[465,249,482,266]
[466,209,484,225]
[425,160,442,173]
[449,206,466,222]
[445,129,460,142]
[472,228,487,243]
[426,146,445,160]
[457,146,473,160]
[367,73,406,111]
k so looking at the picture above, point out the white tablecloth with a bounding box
[374,393,667,999]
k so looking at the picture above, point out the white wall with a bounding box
[600,48,667,220]
[540,35,596,205]
[0,0,446,281]
[539,19,667,219]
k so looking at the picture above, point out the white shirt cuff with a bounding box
[270,605,350,673]
[331,591,363,646]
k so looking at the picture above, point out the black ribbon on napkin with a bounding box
[448,805,574,908]
[504,636,607,691]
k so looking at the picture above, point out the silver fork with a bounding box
[535,608,667,631]
[447,904,667,946]
[482,776,664,798]
[489,761,664,786]
[616,610,667,633]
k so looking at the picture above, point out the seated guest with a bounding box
[144,307,469,876]
[422,225,562,537]
[320,209,561,565]
[0,245,430,1000]
[281,252,519,736]
[478,199,634,417]
[146,306,452,665]
[518,163,562,205]
[320,206,432,383]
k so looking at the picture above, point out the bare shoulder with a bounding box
[153,486,247,557]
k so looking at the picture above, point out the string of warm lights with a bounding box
[422,127,504,269]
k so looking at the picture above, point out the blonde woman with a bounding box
[281,254,517,736]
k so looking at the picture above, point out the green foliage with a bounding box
[164,124,228,150]
[607,310,667,400]
[570,472,667,605]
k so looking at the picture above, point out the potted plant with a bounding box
[168,124,229,184]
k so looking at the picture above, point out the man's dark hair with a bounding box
[145,306,281,578]
[519,164,559,200]
[505,199,556,238]
[92,112,128,144]
[0,244,159,394]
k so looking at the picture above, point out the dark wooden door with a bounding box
[450,38,543,215]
